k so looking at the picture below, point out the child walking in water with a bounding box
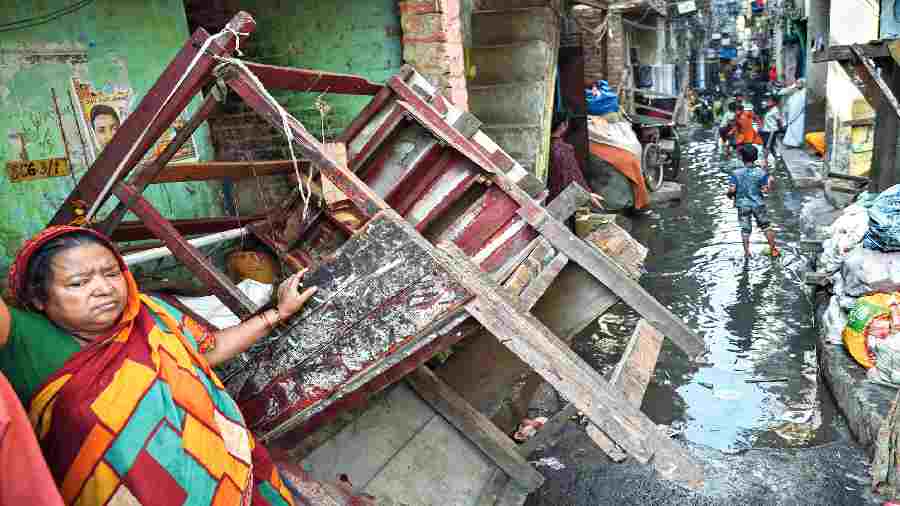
[728,144,779,258]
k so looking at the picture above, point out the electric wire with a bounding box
[0,0,95,33]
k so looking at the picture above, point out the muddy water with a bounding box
[575,128,843,452]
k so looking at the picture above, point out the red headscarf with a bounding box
[7,225,133,312]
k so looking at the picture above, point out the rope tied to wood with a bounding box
[211,55,316,222]
[85,26,247,222]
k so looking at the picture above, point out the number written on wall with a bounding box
[6,158,70,183]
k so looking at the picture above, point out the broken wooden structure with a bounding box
[49,11,708,502]
[814,39,900,193]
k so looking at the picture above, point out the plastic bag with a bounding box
[864,185,900,252]
[842,293,899,368]
[819,205,869,273]
[869,332,900,385]
[586,80,620,116]
[842,246,900,297]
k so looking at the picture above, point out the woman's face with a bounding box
[34,243,128,339]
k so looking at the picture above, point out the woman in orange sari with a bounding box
[0,226,317,506]
[732,103,763,147]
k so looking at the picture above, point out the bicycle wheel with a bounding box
[642,142,664,191]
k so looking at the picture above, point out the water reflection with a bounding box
[574,128,840,451]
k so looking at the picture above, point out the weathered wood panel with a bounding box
[431,242,702,486]
[225,214,471,436]
[586,319,664,462]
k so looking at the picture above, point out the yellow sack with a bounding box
[805,132,826,156]
[843,293,899,368]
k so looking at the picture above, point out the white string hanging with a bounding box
[211,55,315,221]
[85,26,249,222]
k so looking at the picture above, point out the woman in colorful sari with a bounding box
[0,225,317,506]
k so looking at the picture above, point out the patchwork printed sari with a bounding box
[12,226,294,506]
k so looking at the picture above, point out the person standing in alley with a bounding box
[719,101,738,158]
[733,99,763,148]
[728,144,779,258]
[548,117,604,207]
[760,95,784,167]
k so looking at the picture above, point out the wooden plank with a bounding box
[813,42,891,63]
[851,45,900,122]
[242,61,382,95]
[518,203,704,359]
[98,92,221,237]
[228,213,472,439]
[586,319,664,461]
[50,12,256,226]
[387,77,705,359]
[223,65,386,219]
[518,253,568,309]
[406,367,545,492]
[112,183,257,318]
[110,215,266,242]
[544,182,591,222]
[611,320,663,405]
[336,66,413,146]
[151,160,307,183]
[349,108,408,173]
[517,321,663,462]
[433,241,702,486]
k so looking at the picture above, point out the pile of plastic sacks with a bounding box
[820,186,900,386]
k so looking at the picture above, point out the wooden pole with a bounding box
[50,87,77,187]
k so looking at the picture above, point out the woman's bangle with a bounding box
[259,310,275,330]
[271,307,281,325]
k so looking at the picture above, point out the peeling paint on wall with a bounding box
[239,0,404,138]
[0,0,222,270]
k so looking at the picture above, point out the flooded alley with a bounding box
[526,128,878,506]
[587,127,836,452]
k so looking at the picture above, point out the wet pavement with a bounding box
[526,127,879,505]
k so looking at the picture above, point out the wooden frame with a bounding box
[52,12,706,488]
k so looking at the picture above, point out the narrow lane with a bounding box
[526,127,878,506]
[576,127,839,451]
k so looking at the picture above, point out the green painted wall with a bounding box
[240,0,404,138]
[0,0,221,270]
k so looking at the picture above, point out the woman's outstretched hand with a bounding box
[275,269,318,320]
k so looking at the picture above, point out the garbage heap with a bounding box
[815,185,900,498]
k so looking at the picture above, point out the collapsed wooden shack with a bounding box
[49,11,709,503]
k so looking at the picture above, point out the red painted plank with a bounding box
[349,108,407,173]
[266,314,479,450]
[112,183,257,318]
[224,67,386,220]
[381,143,445,207]
[242,62,382,95]
[391,150,454,216]
[406,157,481,233]
[451,186,522,257]
[98,92,221,237]
[388,77,500,173]
[51,12,257,226]
[477,218,540,274]
[336,66,413,145]
[110,215,265,242]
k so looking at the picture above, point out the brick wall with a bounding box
[400,0,469,108]
[574,6,606,84]
[605,14,626,89]
[573,6,627,89]
[206,102,294,216]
